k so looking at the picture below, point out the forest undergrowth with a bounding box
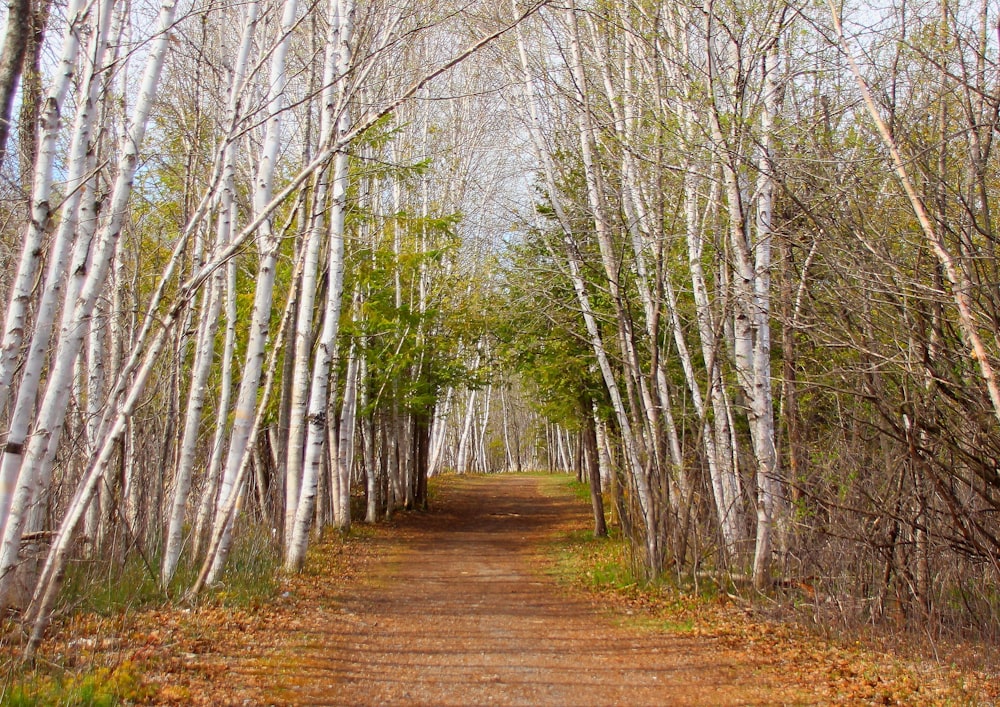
[544,477,1000,705]
[0,522,383,705]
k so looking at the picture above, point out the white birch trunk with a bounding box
[750,38,782,587]
[361,354,378,522]
[0,0,88,417]
[684,166,743,554]
[564,1,661,570]
[594,409,611,489]
[427,386,454,476]
[515,5,660,572]
[210,0,299,559]
[656,3,745,554]
[203,252,300,587]
[702,8,783,582]
[500,384,514,472]
[161,283,222,585]
[284,0,342,542]
[477,384,492,473]
[0,0,178,606]
[284,0,353,570]
[162,1,258,584]
[556,425,570,472]
[335,340,359,527]
[194,256,237,557]
[456,388,477,474]
[590,17,689,508]
[82,253,107,553]
[0,0,111,541]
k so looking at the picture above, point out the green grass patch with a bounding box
[546,525,722,637]
[565,478,595,504]
[4,524,283,705]
[212,522,281,607]
[60,555,167,616]
[628,614,696,634]
[541,474,729,639]
[1,660,153,706]
[58,521,281,614]
[549,526,639,591]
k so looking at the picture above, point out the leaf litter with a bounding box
[0,474,995,705]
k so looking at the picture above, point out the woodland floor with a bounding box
[4,474,999,705]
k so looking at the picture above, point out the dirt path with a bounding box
[258,475,806,706]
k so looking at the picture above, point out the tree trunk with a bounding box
[285,0,354,570]
[583,414,607,538]
[0,0,176,607]
[0,0,31,172]
[212,0,298,571]
[0,0,86,426]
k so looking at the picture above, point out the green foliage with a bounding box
[228,108,480,433]
[341,181,477,418]
[1,661,153,706]
[492,223,608,429]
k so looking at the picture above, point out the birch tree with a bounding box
[0,0,180,607]
[160,0,261,587]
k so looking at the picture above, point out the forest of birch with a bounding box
[1,0,1000,654]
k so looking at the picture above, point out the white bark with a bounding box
[701,5,784,584]
[684,165,743,553]
[427,386,454,476]
[0,0,178,606]
[750,37,782,588]
[284,0,343,543]
[515,4,660,571]
[0,0,88,417]
[161,284,222,586]
[361,354,377,522]
[564,1,661,570]
[335,339,359,526]
[210,0,300,560]
[203,248,301,587]
[161,0,259,586]
[555,425,569,472]
[82,244,107,553]
[456,388,477,473]
[655,1,745,555]
[284,0,353,570]
[194,256,238,558]
[0,0,109,541]
[589,15,689,507]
